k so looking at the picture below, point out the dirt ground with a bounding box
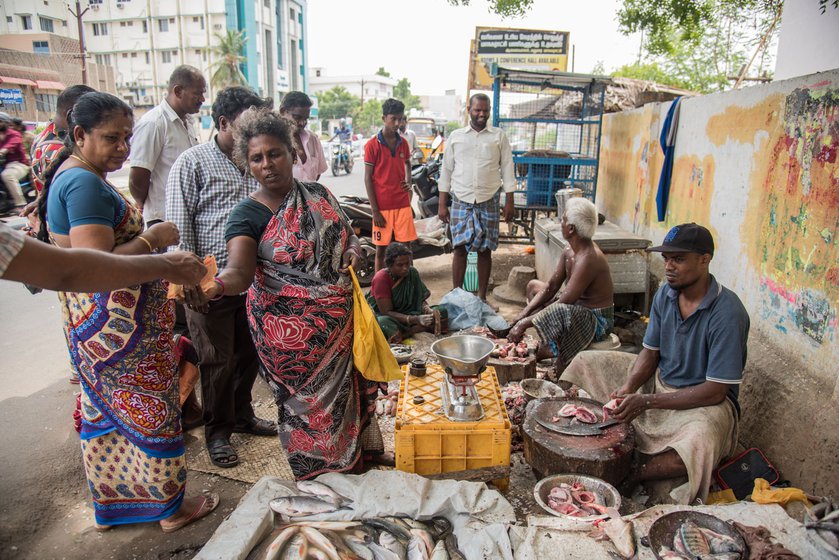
[0,245,544,560]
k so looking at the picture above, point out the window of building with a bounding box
[95,54,111,65]
[145,52,150,64]
[89,0,103,4]
[193,17,199,22]
[32,41,50,54]
[21,15,32,30]
[289,8,294,19]
[122,53,128,58]
[120,21,126,27]
[199,16,204,29]
[169,18,175,23]
[159,19,169,32]
[131,52,137,58]
[264,0,270,7]
[93,22,108,36]
[39,16,54,32]
[162,51,172,63]
[142,20,148,33]
[127,21,133,26]
[35,93,58,113]
[6,16,12,23]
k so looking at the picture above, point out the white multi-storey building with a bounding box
[309,68,397,102]
[0,0,309,108]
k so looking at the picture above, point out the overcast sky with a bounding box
[307,0,642,97]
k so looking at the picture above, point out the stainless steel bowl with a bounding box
[520,378,564,402]
[431,335,494,376]
[533,474,621,520]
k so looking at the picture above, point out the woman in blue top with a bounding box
[38,92,218,532]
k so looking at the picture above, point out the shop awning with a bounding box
[35,80,66,90]
[0,76,36,87]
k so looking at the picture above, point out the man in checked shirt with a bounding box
[166,87,276,469]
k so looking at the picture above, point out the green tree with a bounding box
[209,30,248,88]
[446,0,534,17]
[317,86,360,120]
[590,61,606,75]
[393,78,422,111]
[446,120,462,136]
[352,99,383,136]
[376,67,391,78]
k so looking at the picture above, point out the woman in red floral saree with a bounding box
[199,108,382,479]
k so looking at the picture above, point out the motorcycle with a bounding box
[0,153,36,216]
[411,135,448,219]
[330,141,354,176]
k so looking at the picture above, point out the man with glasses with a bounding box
[279,91,327,182]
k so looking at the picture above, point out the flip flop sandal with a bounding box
[207,439,239,468]
[233,417,277,436]
[160,493,220,533]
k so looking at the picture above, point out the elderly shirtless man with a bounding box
[508,198,614,375]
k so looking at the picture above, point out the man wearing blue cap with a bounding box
[561,223,750,504]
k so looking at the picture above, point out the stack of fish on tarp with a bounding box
[252,480,466,559]
[657,520,744,559]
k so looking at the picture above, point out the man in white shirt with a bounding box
[438,93,515,301]
[129,65,205,224]
[399,115,417,152]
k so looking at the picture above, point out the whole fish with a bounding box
[429,517,453,540]
[430,540,449,560]
[270,496,339,517]
[342,535,374,560]
[319,529,362,560]
[443,533,466,560]
[379,531,407,558]
[281,533,308,560]
[407,535,431,560]
[263,526,298,560]
[367,541,401,560]
[410,528,436,558]
[299,527,341,560]
[296,480,347,506]
[701,527,742,554]
[286,521,361,531]
[679,521,711,556]
[362,518,413,542]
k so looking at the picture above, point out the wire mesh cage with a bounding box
[491,67,609,210]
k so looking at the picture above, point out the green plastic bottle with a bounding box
[463,251,479,292]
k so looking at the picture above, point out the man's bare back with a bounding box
[561,243,613,309]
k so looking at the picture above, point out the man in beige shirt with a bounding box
[438,93,515,301]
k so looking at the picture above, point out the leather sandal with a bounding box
[233,417,277,437]
[207,438,239,468]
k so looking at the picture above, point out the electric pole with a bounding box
[68,0,90,85]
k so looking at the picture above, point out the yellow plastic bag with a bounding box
[349,267,403,382]
[751,478,812,507]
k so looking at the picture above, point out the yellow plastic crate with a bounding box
[395,363,511,488]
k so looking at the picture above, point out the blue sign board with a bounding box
[0,88,24,105]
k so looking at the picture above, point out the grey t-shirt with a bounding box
[643,275,750,405]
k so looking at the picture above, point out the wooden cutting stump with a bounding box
[489,355,536,385]
[522,399,636,486]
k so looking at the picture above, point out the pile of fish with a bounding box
[545,481,610,517]
[657,521,744,559]
[254,480,467,560]
[805,497,839,554]
[589,511,636,559]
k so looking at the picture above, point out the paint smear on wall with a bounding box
[662,154,716,234]
[743,86,839,345]
[597,105,661,231]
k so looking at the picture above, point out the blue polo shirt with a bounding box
[643,275,750,407]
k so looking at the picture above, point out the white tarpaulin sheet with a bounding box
[510,502,828,559]
[195,470,516,560]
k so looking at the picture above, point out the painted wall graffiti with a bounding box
[746,85,838,346]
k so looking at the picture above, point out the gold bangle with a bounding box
[136,235,154,253]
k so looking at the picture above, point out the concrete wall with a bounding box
[594,69,839,495]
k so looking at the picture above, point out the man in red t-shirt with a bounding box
[0,117,31,208]
[363,98,416,271]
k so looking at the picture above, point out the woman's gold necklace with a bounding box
[70,153,105,178]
